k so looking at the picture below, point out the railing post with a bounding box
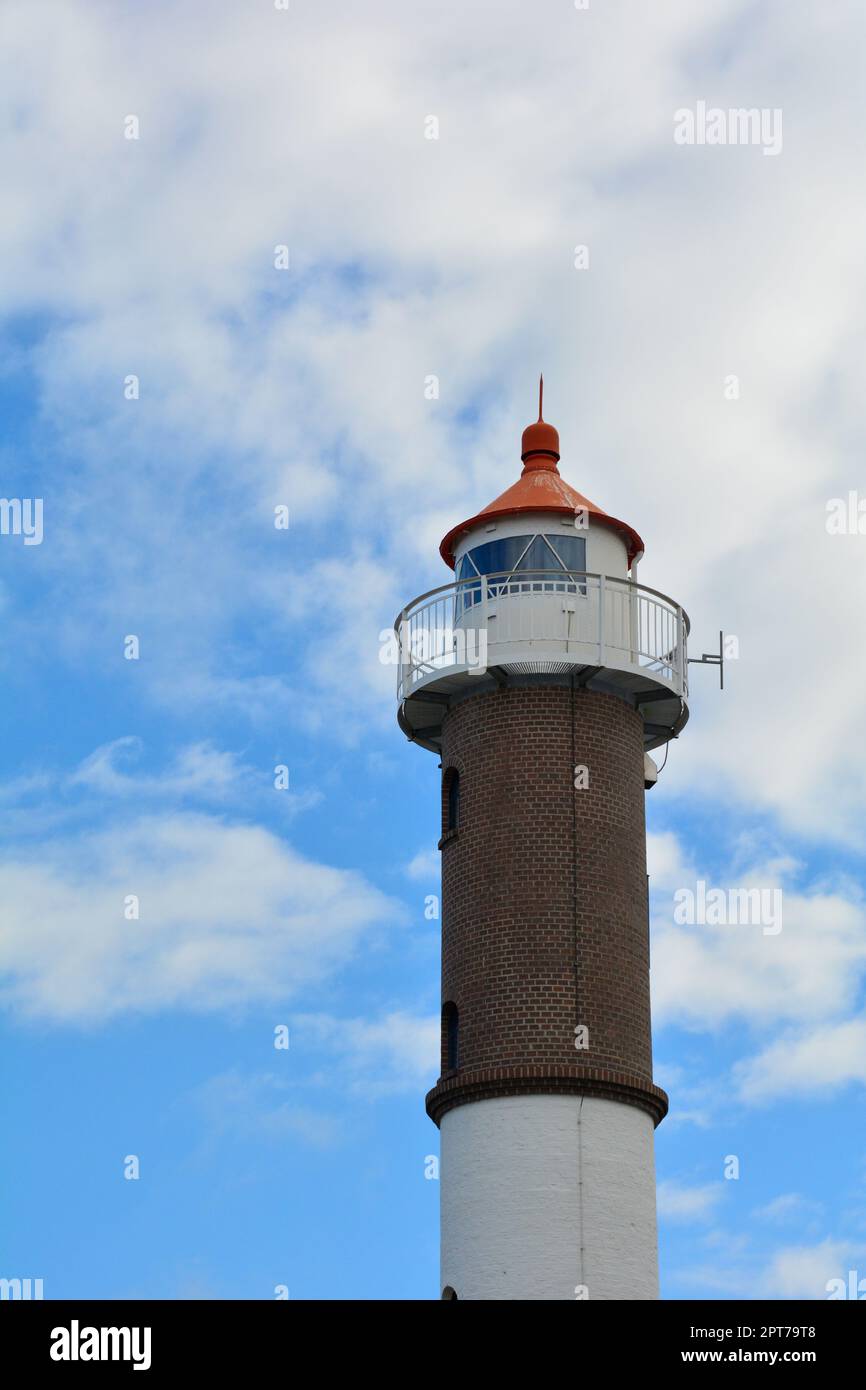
[480,574,489,660]
[598,573,606,666]
[397,609,408,698]
[683,618,689,696]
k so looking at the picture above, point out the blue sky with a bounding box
[2,0,866,1300]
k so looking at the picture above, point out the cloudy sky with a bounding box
[2,0,865,1299]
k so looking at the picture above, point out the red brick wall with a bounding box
[428,684,667,1127]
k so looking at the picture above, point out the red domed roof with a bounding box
[439,380,644,569]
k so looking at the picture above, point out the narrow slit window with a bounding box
[444,769,460,833]
[442,1002,459,1071]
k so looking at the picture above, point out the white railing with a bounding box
[395,570,689,703]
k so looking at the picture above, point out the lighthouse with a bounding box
[395,383,690,1301]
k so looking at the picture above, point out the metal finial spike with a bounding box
[538,373,544,421]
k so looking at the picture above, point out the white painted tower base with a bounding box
[440,1094,660,1301]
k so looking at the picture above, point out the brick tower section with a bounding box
[426,683,668,1129]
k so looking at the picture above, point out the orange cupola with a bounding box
[520,375,561,469]
[439,377,645,569]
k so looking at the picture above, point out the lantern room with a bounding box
[395,383,690,755]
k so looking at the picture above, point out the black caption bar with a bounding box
[2,1297,860,1375]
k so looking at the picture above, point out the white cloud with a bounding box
[760,1240,864,1301]
[293,1009,439,1098]
[647,831,694,889]
[176,1008,441,1159]
[70,738,246,799]
[405,848,439,883]
[657,1179,724,1222]
[190,1069,342,1150]
[676,1235,866,1301]
[67,736,322,815]
[652,1061,715,1128]
[651,834,866,1108]
[0,813,404,1022]
[753,1193,824,1225]
[652,855,866,1031]
[735,1017,866,1105]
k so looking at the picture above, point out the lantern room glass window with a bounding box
[455,532,586,614]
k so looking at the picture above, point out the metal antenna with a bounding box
[687,629,725,690]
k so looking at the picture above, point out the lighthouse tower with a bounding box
[395,384,690,1301]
